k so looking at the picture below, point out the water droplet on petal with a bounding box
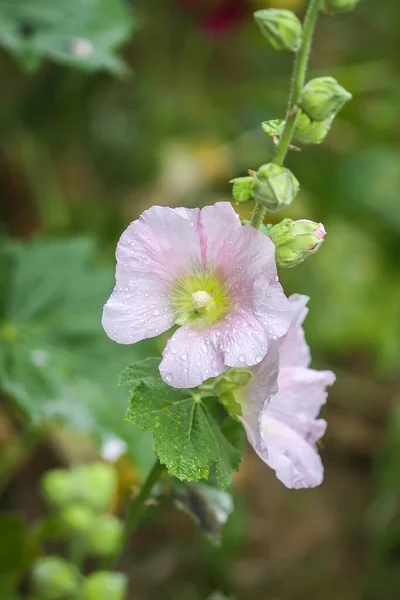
[165,373,173,383]
[201,344,208,354]
[238,354,245,362]
[255,355,263,362]
[181,353,188,360]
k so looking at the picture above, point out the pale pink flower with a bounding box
[242,294,335,489]
[102,202,291,388]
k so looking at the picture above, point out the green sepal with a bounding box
[292,110,334,145]
[121,359,246,490]
[230,176,254,204]
[261,119,284,138]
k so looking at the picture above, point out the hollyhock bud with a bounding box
[254,9,302,52]
[270,218,326,268]
[252,163,299,212]
[299,77,352,121]
[86,515,123,556]
[323,0,360,12]
[61,503,95,535]
[292,110,334,144]
[83,572,127,600]
[32,557,80,600]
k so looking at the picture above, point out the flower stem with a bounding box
[250,0,322,229]
[103,458,164,570]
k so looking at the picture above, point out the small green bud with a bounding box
[41,470,71,507]
[42,463,117,512]
[82,572,127,600]
[323,0,360,13]
[292,110,334,145]
[86,515,123,556]
[230,176,254,204]
[32,556,80,600]
[70,463,117,512]
[252,163,299,212]
[270,218,326,268]
[299,77,352,121]
[254,9,302,52]
[61,503,95,535]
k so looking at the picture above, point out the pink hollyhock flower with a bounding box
[102,202,291,388]
[241,294,335,489]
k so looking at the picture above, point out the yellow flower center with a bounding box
[171,270,230,328]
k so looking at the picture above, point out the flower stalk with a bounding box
[250,0,322,229]
[103,459,164,570]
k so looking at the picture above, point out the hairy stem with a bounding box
[250,0,322,229]
[103,459,164,570]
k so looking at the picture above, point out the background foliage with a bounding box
[0,0,399,598]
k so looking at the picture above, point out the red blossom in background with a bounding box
[177,0,251,34]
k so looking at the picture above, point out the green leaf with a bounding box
[261,119,284,137]
[229,176,254,204]
[123,359,246,489]
[173,481,233,545]
[0,236,154,475]
[0,0,137,75]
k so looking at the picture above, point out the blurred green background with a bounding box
[1,0,400,598]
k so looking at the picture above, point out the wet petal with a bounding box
[240,341,279,451]
[159,326,225,388]
[102,282,174,344]
[102,205,203,344]
[218,308,270,368]
[198,202,242,268]
[253,279,291,341]
[259,414,324,489]
[279,294,311,367]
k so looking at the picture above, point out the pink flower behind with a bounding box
[242,294,335,489]
[102,203,291,388]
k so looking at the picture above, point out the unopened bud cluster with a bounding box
[228,2,358,269]
[32,463,127,600]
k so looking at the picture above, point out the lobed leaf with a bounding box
[123,359,246,489]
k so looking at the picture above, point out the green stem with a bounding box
[250,0,322,229]
[103,459,164,570]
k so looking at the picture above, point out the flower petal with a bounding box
[198,202,242,269]
[102,283,174,344]
[218,308,270,368]
[116,205,202,284]
[275,366,335,422]
[102,205,203,344]
[159,326,225,388]
[279,294,311,368]
[253,279,292,340]
[258,414,324,489]
[240,341,279,451]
